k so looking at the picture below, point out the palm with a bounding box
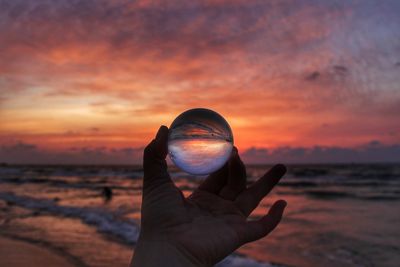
[140,126,287,266]
[173,190,251,263]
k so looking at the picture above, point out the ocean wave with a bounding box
[0,165,144,179]
[0,166,24,175]
[279,176,400,188]
[305,190,352,199]
[0,176,136,192]
[361,195,400,201]
[290,167,330,177]
[0,192,140,245]
[216,254,281,267]
[279,181,318,187]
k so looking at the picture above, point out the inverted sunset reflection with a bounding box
[169,139,232,175]
[168,109,233,175]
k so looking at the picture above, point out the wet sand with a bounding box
[0,235,76,267]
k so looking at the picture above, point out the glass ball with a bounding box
[168,108,234,175]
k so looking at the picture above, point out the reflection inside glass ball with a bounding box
[168,108,234,175]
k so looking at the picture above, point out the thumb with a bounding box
[143,126,171,190]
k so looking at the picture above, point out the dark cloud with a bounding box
[89,127,100,132]
[305,65,348,83]
[119,147,142,155]
[0,141,143,165]
[241,141,400,164]
[0,141,37,152]
[241,147,269,160]
[1,141,399,165]
[333,65,348,74]
[63,130,80,136]
[305,71,320,81]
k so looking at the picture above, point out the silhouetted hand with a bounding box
[131,126,287,267]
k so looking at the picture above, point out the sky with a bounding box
[0,0,399,164]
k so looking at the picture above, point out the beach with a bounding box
[0,236,76,267]
[1,164,399,267]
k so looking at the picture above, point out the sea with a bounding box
[0,164,399,267]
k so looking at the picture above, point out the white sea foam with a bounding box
[0,192,140,244]
[216,255,278,267]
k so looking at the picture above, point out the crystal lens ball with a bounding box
[168,108,234,175]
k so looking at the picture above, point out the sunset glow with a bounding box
[0,0,399,164]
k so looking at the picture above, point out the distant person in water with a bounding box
[130,126,287,267]
[101,186,113,202]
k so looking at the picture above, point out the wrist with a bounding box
[131,239,203,267]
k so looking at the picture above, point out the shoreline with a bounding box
[0,234,84,267]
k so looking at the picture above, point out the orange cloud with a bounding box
[0,0,399,163]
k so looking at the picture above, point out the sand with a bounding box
[0,236,76,267]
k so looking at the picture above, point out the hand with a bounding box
[131,126,287,267]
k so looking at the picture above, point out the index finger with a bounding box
[143,126,173,192]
